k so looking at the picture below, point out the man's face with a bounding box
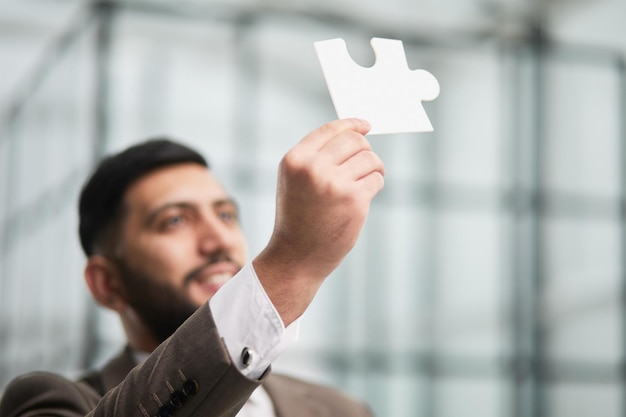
[113,163,248,343]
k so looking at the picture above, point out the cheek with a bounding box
[125,236,195,283]
[233,232,249,263]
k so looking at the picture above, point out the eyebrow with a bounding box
[145,198,238,228]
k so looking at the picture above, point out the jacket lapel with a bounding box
[263,374,327,417]
[98,345,139,393]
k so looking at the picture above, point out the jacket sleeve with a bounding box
[0,303,263,417]
[0,373,101,417]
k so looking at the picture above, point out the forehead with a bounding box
[123,163,229,210]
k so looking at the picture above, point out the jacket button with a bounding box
[170,391,185,408]
[182,379,198,396]
[241,347,254,367]
[155,405,174,417]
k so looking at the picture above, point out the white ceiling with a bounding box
[1,0,625,119]
[0,0,88,115]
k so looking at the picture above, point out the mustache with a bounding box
[183,252,240,286]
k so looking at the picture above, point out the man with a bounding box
[0,118,384,417]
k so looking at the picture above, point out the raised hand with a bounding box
[253,118,385,325]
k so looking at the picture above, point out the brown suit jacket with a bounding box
[0,304,371,417]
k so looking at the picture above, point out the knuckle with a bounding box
[282,150,327,187]
[318,119,362,139]
[356,150,378,167]
[322,173,355,201]
[344,131,370,149]
[320,181,335,197]
[281,150,307,173]
[318,120,340,137]
[366,151,385,172]
[373,171,385,190]
[369,172,385,194]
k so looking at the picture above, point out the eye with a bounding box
[217,208,238,224]
[161,214,187,230]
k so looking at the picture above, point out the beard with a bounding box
[115,253,243,345]
[115,261,200,345]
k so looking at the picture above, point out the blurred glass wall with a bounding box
[1,1,625,417]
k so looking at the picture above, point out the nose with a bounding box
[196,212,237,256]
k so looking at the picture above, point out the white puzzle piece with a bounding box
[314,37,440,135]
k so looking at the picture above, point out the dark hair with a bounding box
[78,138,208,256]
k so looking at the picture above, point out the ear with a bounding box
[84,255,128,313]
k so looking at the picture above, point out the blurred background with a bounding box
[1,0,625,416]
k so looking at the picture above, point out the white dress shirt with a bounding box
[209,262,300,416]
[209,262,300,379]
[132,263,299,416]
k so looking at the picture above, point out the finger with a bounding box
[341,150,386,181]
[357,171,385,200]
[320,130,372,165]
[300,118,371,151]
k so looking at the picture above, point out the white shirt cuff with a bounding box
[208,262,300,379]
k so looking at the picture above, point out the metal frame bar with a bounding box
[80,0,117,370]
[617,55,626,417]
[2,2,626,416]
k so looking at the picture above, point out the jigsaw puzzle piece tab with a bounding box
[314,37,440,135]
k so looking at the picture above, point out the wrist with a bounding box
[252,248,326,326]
